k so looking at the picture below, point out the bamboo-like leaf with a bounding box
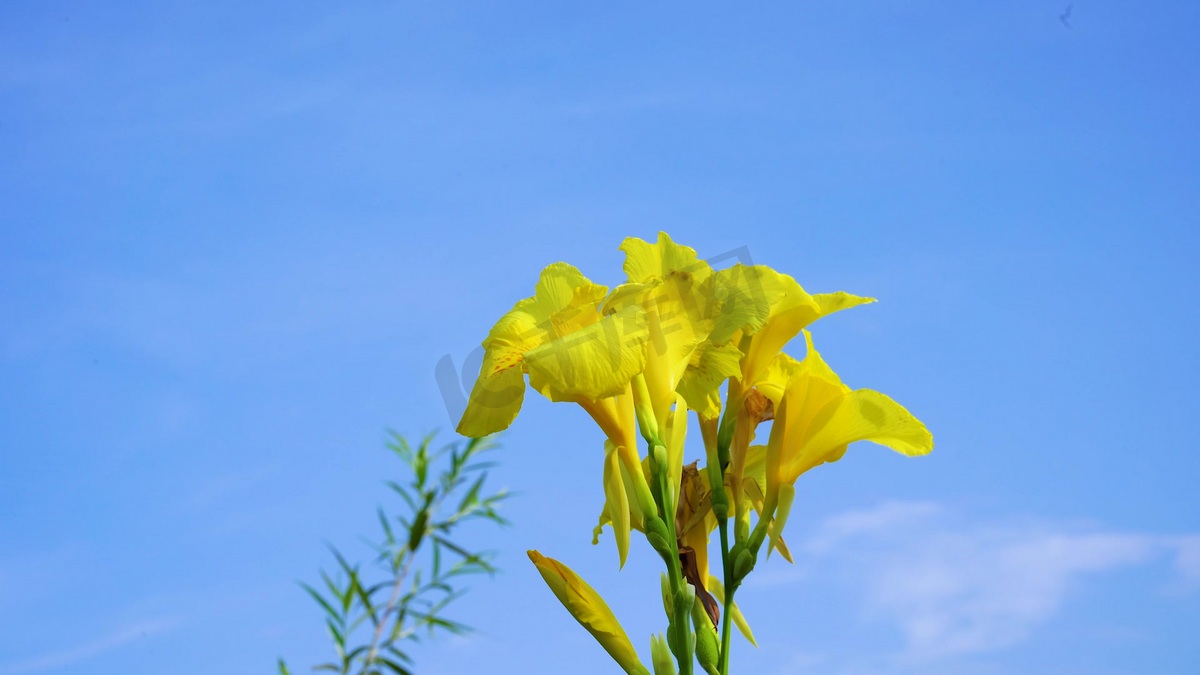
[376,657,414,675]
[385,481,418,513]
[457,474,486,514]
[354,576,379,626]
[288,432,507,675]
[301,582,340,621]
[325,618,345,649]
[377,507,395,544]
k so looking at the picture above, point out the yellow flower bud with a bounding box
[528,551,650,675]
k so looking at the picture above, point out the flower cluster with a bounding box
[458,233,933,675]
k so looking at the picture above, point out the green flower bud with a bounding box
[673,582,697,618]
[692,603,721,675]
[660,573,673,618]
[652,443,669,472]
[650,633,677,675]
[645,515,673,559]
[733,547,755,584]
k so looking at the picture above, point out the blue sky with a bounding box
[2,1,1198,673]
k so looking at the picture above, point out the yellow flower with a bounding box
[528,550,651,675]
[591,233,739,565]
[700,265,874,539]
[709,265,874,392]
[762,331,932,549]
[458,262,656,567]
[457,262,647,440]
[603,232,727,430]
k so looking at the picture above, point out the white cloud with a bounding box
[769,501,1199,665]
[0,617,180,674]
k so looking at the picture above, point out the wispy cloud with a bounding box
[756,501,1200,666]
[1,617,180,674]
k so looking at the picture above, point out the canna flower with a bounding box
[591,233,741,565]
[699,264,874,538]
[528,550,651,675]
[761,331,933,551]
[602,232,727,432]
[457,262,656,566]
[708,264,874,394]
[456,262,646,441]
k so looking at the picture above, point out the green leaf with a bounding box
[377,507,395,544]
[377,658,414,675]
[300,582,340,621]
[386,481,418,512]
[325,618,345,649]
[431,539,442,578]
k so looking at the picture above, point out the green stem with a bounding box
[717,519,734,675]
[708,400,739,675]
[650,440,693,675]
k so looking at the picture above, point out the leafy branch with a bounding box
[280,432,508,675]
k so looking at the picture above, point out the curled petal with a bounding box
[785,388,933,480]
[677,341,743,420]
[602,442,631,567]
[456,361,526,437]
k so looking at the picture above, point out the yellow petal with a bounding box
[767,332,933,483]
[709,264,800,346]
[812,291,876,318]
[602,442,631,568]
[525,304,650,401]
[707,576,758,647]
[783,332,852,437]
[513,262,609,346]
[754,352,802,410]
[784,388,933,480]
[456,357,526,437]
[664,397,689,507]
[767,482,794,561]
[684,524,711,598]
[742,444,768,498]
[619,231,713,286]
[528,551,651,675]
[607,235,718,423]
[457,262,608,436]
[677,341,743,420]
[765,333,851,490]
[535,262,609,316]
[708,265,873,389]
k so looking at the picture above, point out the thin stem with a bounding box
[363,547,416,670]
[364,483,451,672]
[653,442,693,675]
[717,519,734,675]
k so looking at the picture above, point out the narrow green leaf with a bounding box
[377,657,414,675]
[300,582,340,621]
